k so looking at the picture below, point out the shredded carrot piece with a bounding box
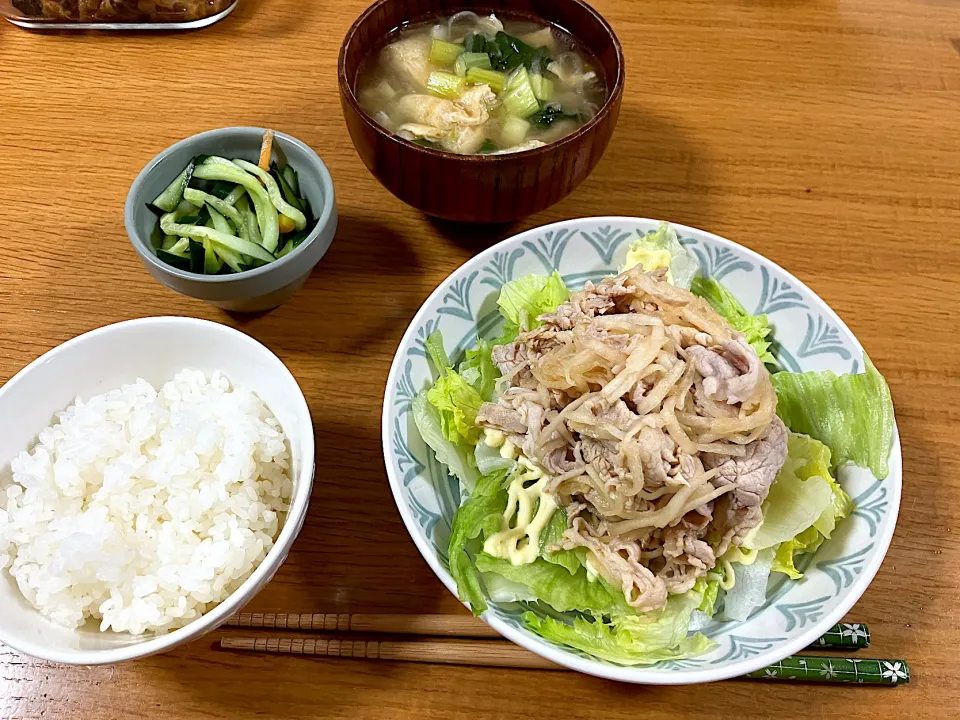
[258,130,275,171]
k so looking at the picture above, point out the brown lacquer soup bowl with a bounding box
[338,0,624,223]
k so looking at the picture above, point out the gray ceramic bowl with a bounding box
[125,127,338,313]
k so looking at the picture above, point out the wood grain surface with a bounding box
[1,0,958,717]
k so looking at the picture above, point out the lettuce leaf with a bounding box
[721,548,775,621]
[538,509,586,575]
[522,586,715,665]
[427,371,484,446]
[481,572,538,603]
[496,271,570,342]
[771,355,894,480]
[771,526,823,580]
[622,222,699,289]
[447,470,510,616]
[697,577,721,616]
[690,277,777,365]
[475,552,631,615]
[788,433,855,539]
[748,467,832,551]
[412,391,479,490]
[424,330,452,377]
[458,339,498,401]
[423,331,485,447]
[767,434,854,579]
[474,441,515,476]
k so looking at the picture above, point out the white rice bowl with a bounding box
[0,369,292,635]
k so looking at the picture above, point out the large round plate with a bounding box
[381,217,901,684]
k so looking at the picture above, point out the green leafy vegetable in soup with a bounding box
[356,12,606,155]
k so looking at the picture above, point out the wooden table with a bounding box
[1,0,958,717]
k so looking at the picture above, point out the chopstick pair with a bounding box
[220,613,909,685]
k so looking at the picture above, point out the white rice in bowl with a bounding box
[0,369,292,635]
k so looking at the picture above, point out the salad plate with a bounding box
[381,216,900,684]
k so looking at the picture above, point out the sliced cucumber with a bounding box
[167,237,190,255]
[202,240,223,274]
[213,244,245,273]
[188,240,205,274]
[184,188,244,233]
[271,164,304,212]
[231,159,307,233]
[193,160,280,252]
[223,185,246,206]
[151,162,194,213]
[281,165,299,195]
[209,180,236,200]
[204,202,236,237]
[157,248,190,270]
[151,142,315,275]
[159,213,276,263]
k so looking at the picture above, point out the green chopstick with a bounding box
[806,622,871,650]
[744,622,910,686]
[746,655,910,685]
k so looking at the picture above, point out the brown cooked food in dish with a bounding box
[12,0,232,21]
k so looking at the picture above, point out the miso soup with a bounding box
[356,12,607,155]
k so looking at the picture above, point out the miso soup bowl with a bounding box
[338,0,624,223]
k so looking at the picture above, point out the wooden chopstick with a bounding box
[225,613,868,650]
[219,636,909,685]
[221,636,560,670]
[226,612,501,638]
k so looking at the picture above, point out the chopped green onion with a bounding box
[501,66,540,119]
[530,73,554,102]
[501,116,531,147]
[455,51,492,77]
[429,38,463,67]
[426,71,466,99]
[465,67,507,93]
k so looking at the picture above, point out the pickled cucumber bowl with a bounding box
[125,127,338,313]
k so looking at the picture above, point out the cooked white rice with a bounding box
[0,369,291,635]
